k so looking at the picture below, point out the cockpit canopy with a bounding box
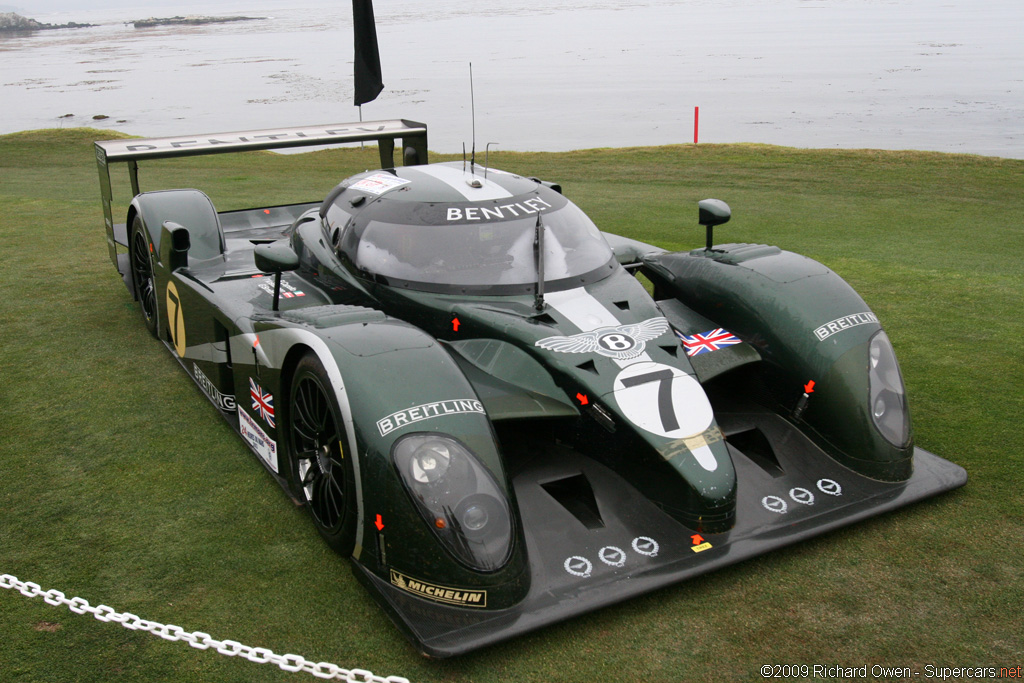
[323,164,616,294]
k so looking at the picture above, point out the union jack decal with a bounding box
[249,377,275,427]
[677,328,742,357]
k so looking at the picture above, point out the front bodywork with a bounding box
[97,123,966,657]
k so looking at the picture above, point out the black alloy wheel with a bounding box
[287,353,356,554]
[130,217,159,337]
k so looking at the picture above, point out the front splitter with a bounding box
[353,413,966,657]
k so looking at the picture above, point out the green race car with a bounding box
[95,120,966,657]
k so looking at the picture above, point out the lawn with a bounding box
[1,128,1021,682]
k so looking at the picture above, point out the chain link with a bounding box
[1,573,411,683]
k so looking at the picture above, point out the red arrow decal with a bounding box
[576,393,589,406]
[691,534,704,545]
[804,380,816,394]
[374,514,384,532]
[452,317,461,332]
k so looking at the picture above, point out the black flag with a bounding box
[353,0,384,106]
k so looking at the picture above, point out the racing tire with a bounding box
[129,216,159,338]
[285,353,357,555]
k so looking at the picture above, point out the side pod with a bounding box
[642,244,913,481]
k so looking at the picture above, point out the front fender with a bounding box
[252,314,530,607]
[643,244,913,481]
[130,189,222,258]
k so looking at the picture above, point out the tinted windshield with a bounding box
[350,200,614,290]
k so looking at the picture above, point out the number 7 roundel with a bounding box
[612,361,714,442]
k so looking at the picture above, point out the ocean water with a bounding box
[3,0,1022,157]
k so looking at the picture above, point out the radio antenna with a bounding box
[533,212,546,311]
[469,62,476,173]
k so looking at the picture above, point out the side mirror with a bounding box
[254,242,299,273]
[160,221,191,272]
[698,199,731,251]
[254,242,299,311]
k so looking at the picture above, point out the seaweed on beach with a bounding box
[130,16,263,29]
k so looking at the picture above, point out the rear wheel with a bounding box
[129,216,159,338]
[286,353,357,555]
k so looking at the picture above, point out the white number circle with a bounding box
[612,362,713,439]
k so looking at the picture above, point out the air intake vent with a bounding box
[727,427,784,477]
[541,473,604,529]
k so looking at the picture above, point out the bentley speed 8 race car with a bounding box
[95,120,967,657]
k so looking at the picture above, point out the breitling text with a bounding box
[377,399,486,436]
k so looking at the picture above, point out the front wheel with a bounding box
[285,353,357,555]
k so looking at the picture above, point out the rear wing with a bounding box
[94,119,428,267]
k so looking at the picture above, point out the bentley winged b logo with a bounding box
[535,316,671,361]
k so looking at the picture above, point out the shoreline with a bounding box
[3,126,1019,162]
[3,1,1019,160]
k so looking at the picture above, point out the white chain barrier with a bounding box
[1,573,411,683]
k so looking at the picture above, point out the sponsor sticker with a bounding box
[193,363,236,412]
[256,279,306,298]
[389,570,487,607]
[377,399,485,437]
[239,409,278,473]
[813,312,879,342]
[660,426,725,462]
[350,173,411,195]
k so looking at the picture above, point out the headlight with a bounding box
[868,330,910,446]
[392,434,513,572]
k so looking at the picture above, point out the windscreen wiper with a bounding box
[533,213,545,311]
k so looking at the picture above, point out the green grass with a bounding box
[1,128,1022,682]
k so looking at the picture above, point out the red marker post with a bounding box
[694,106,699,145]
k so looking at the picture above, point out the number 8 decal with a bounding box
[612,362,713,440]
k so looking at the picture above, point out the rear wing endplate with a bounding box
[94,119,428,267]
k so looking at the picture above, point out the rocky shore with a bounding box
[0,12,93,31]
[131,15,262,29]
